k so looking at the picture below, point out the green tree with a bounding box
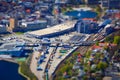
[95,41,99,46]
[82,76,88,80]
[105,36,113,43]
[60,63,73,73]
[113,36,120,45]
[95,5,102,20]
[73,52,80,57]
[85,50,91,58]
[97,61,108,70]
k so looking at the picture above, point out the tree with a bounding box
[113,36,120,45]
[95,41,99,46]
[105,36,113,43]
[97,61,108,70]
[60,63,73,73]
[73,52,80,57]
[85,50,91,58]
[95,5,102,20]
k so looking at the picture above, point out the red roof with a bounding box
[114,12,120,19]
[99,43,108,47]
[78,54,82,57]
[109,43,117,47]
[91,45,102,50]
[82,18,97,22]
[77,59,81,62]
[26,9,31,13]
[63,72,67,76]
[99,43,117,47]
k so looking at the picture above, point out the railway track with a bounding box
[52,34,96,80]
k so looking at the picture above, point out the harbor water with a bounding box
[0,60,26,80]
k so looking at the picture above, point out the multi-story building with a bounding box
[55,0,68,3]
[101,0,120,9]
[103,24,115,36]
[67,0,84,4]
[85,0,120,9]
[85,0,100,5]
[75,19,98,34]
[7,18,18,32]
[21,20,47,31]
[22,0,38,3]
[8,18,15,32]
[46,16,59,26]
[0,25,8,33]
[24,1,34,10]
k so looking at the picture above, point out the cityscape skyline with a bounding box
[0,0,120,80]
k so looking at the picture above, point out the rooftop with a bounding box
[0,25,5,27]
[26,20,76,37]
[91,45,102,50]
[22,20,47,24]
[103,77,112,80]
[82,18,97,22]
[0,42,25,52]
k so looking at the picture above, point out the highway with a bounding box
[48,47,61,77]
[30,47,54,80]
[2,31,103,80]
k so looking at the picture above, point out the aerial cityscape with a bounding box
[0,0,120,80]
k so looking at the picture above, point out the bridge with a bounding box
[24,41,96,47]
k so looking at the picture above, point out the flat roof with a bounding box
[26,21,76,36]
[22,20,47,24]
[0,42,25,51]
[103,77,112,80]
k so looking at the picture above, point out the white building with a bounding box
[46,16,59,26]
[21,20,47,31]
[55,0,68,3]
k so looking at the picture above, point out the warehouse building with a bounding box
[0,42,25,57]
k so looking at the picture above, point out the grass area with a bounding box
[15,32,24,35]
[18,61,38,80]
[105,30,120,44]
[18,55,38,80]
[15,57,27,62]
[18,63,30,80]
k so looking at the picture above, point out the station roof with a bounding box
[26,21,76,37]
[0,42,25,51]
